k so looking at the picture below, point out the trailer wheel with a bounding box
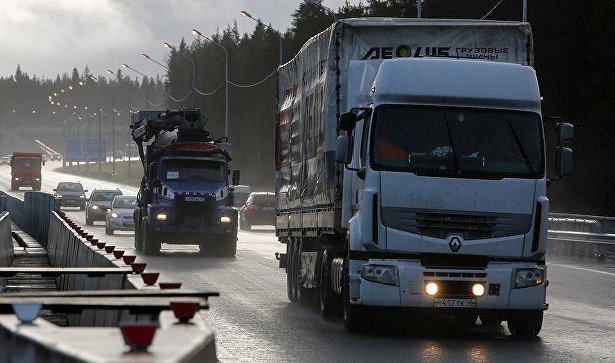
[319,249,337,319]
[342,257,364,332]
[507,310,543,338]
[286,239,294,302]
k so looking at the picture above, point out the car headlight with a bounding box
[79,195,85,198]
[156,213,168,221]
[14,177,19,181]
[514,268,544,288]
[92,205,99,210]
[220,216,232,223]
[35,178,40,181]
[56,195,62,198]
[111,213,119,218]
[361,264,398,286]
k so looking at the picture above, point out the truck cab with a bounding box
[132,109,239,256]
[335,58,574,335]
[10,152,43,191]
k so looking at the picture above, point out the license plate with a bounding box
[433,298,476,308]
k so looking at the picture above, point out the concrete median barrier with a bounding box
[0,211,13,288]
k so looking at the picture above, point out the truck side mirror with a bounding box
[335,135,352,164]
[339,112,357,132]
[148,162,158,180]
[231,170,240,186]
[557,122,574,145]
[556,146,573,178]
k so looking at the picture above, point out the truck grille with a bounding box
[381,208,531,240]
[177,194,215,227]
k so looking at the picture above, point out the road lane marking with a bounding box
[549,263,615,277]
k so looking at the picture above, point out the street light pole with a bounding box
[191,29,229,138]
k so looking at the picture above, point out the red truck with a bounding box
[11,152,43,191]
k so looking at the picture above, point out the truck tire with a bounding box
[105,224,114,235]
[10,183,17,191]
[86,213,93,226]
[319,249,337,319]
[293,238,314,306]
[80,204,85,211]
[286,239,294,302]
[141,220,161,255]
[203,236,237,257]
[134,223,142,252]
[342,257,364,332]
[507,310,543,338]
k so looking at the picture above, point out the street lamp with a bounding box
[191,28,229,138]
[142,53,169,71]
[163,42,196,91]
[240,10,284,65]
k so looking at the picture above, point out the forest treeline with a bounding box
[0,0,613,214]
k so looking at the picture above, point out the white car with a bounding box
[105,195,137,234]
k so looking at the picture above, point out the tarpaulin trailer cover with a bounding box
[275,18,533,230]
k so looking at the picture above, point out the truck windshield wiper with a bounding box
[443,114,461,176]
[506,118,536,175]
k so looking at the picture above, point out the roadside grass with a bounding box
[57,161,143,187]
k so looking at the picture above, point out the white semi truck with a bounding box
[274,18,574,337]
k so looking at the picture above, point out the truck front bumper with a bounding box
[148,224,236,244]
[348,259,548,311]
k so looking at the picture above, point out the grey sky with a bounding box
[0,0,356,80]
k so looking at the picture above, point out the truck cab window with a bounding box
[162,159,225,182]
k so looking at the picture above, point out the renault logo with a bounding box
[449,237,462,252]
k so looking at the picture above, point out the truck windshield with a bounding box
[13,158,40,167]
[371,105,544,179]
[162,159,225,182]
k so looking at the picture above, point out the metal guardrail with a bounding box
[549,212,615,234]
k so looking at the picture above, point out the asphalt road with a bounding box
[1,161,614,362]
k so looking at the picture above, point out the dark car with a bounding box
[239,192,276,230]
[105,195,136,234]
[54,182,87,209]
[85,189,123,225]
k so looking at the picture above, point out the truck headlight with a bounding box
[472,283,485,297]
[156,213,168,221]
[220,216,232,223]
[111,213,119,218]
[425,282,438,296]
[514,268,544,288]
[92,205,99,210]
[361,264,398,286]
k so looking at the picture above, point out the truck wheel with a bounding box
[134,223,142,251]
[319,249,337,319]
[507,310,543,338]
[342,257,364,332]
[80,204,85,211]
[86,214,93,226]
[10,183,17,191]
[142,230,161,256]
[105,224,114,235]
[293,238,314,305]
